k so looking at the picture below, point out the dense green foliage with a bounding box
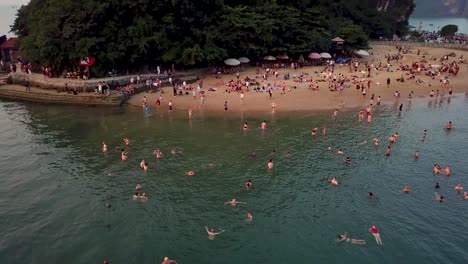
[11,0,414,76]
[440,24,459,37]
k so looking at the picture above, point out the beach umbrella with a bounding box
[308,52,321,60]
[238,57,250,63]
[355,50,370,56]
[263,55,276,61]
[224,58,241,66]
[320,52,332,59]
[276,54,289,60]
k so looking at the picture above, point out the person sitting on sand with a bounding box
[331,177,338,186]
[337,233,366,245]
[455,184,464,193]
[403,186,411,193]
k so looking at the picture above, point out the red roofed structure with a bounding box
[0,37,20,69]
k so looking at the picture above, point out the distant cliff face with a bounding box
[413,0,468,17]
[368,0,415,21]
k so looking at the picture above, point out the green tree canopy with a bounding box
[440,24,458,37]
[11,0,414,76]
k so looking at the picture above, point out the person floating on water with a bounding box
[330,177,338,186]
[369,226,383,245]
[267,159,273,170]
[161,257,178,264]
[224,198,246,206]
[121,149,128,161]
[336,232,366,245]
[247,212,253,222]
[245,179,252,190]
[403,185,411,193]
[205,226,225,240]
[445,121,452,130]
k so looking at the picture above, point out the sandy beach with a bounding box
[129,45,468,113]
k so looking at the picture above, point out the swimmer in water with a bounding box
[224,198,246,206]
[245,179,252,190]
[140,159,145,169]
[322,126,327,136]
[153,149,163,159]
[188,108,192,119]
[435,182,440,189]
[445,121,452,130]
[284,151,291,158]
[311,128,318,136]
[325,147,332,152]
[205,226,225,240]
[337,149,344,155]
[358,111,364,122]
[455,184,464,193]
[249,151,257,158]
[123,137,129,146]
[143,162,148,172]
[388,135,395,143]
[374,137,379,147]
[444,166,451,176]
[414,150,419,159]
[261,121,267,130]
[135,184,142,190]
[243,122,248,130]
[368,192,374,199]
[337,233,366,245]
[332,109,338,121]
[121,149,128,161]
[403,185,411,193]
[369,225,383,245]
[161,257,178,264]
[435,193,444,202]
[464,192,468,200]
[385,146,391,156]
[140,193,148,202]
[133,192,140,199]
[345,157,351,164]
[208,163,215,168]
[102,142,107,152]
[393,133,399,141]
[247,212,253,221]
[171,148,177,155]
[433,164,442,174]
[330,177,338,186]
[267,159,273,170]
[271,150,277,155]
[187,170,195,176]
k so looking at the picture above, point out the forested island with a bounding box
[11,0,415,76]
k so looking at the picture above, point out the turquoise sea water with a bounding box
[409,17,468,34]
[1,96,468,264]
